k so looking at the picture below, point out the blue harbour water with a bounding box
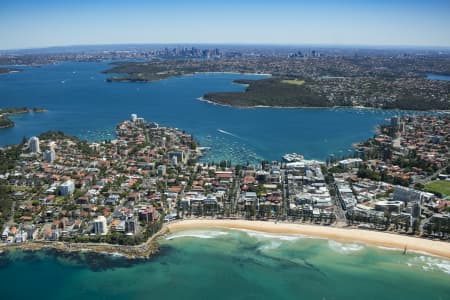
[0,61,402,163]
[427,73,450,81]
[0,229,449,300]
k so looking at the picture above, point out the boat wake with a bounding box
[217,129,240,139]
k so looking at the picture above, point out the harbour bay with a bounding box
[0,61,402,164]
[1,0,450,298]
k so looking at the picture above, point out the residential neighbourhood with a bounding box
[0,113,449,246]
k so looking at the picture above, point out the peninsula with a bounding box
[103,55,450,110]
[0,107,46,129]
[0,113,449,259]
[203,78,331,108]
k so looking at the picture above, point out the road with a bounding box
[282,169,288,219]
[8,201,16,224]
[331,182,347,225]
[413,166,448,186]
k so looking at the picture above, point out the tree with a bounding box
[404,220,410,233]
[412,218,421,235]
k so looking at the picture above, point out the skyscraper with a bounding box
[43,149,56,163]
[29,136,40,153]
[93,216,108,235]
[59,180,75,196]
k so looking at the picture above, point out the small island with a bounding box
[0,68,21,75]
[0,107,46,129]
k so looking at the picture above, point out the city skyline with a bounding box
[1,0,450,50]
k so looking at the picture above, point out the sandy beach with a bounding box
[167,219,450,259]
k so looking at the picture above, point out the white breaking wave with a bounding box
[165,230,229,240]
[407,256,450,275]
[328,240,364,254]
[239,229,303,241]
[258,241,282,252]
[376,246,401,252]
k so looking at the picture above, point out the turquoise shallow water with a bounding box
[0,229,449,300]
[0,61,404,163]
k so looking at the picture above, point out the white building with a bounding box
[93,216,108,235]
[131,113,146,126]
[29,136,40,153]
[338,158,363,169]
[375,200,404,214]
[393,185,434,204]
[59,180,75,196]
[391,116,400,129]
[43,149,56,163]
[158,165,166,176]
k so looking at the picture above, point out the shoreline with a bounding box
[0,226,169,259]
[105,71,448,112]
[1,220,449,260]
[106,71,270,84]
[197,97,449,112]
[166,219,450,259]
[0,69,21,75]
[0,70,20,75]
[0,108,47,130]
[194,71,272,76]
[197,97,450,112]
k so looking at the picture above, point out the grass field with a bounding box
[281,79,305,85]
[425,180,450,197]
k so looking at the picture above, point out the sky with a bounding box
[0,0,450,50]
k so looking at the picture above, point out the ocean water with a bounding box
[0,228,449,300]
[427,73,450,81]
[0,62,403,163]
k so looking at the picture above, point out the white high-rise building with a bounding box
[93,216,108,235]
[43,149,56,163]
[157,165,166,176]
[59,180,75,196]
[131,113,138,122]
[172,155,178,166]
[29,136,40,153]
[48,141,56,151]
[393,185,434,204]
